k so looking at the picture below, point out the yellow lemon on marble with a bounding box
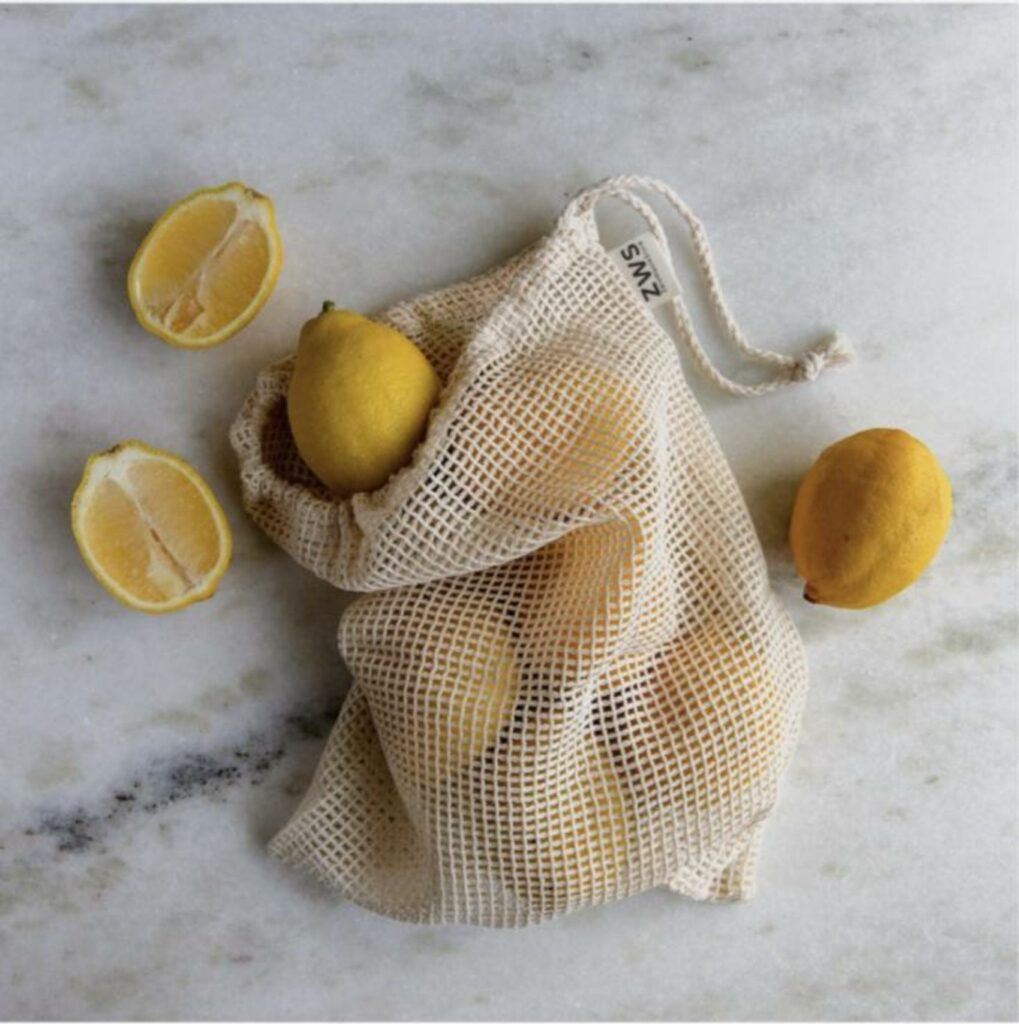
[286,303,442,497]
[71,441,232,613]
[128,182,282,349]
[789,428,952,609]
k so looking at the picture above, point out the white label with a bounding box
[607,231,680,309]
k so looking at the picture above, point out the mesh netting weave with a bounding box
[229,176,840,927]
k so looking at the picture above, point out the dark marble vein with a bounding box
[16,701,340,857]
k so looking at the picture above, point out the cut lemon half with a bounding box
[71,441,232,613]
[127,182,282,349]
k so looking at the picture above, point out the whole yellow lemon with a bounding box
[602,620,788,815]
[466,358,643,513]
[287,303,441,496]
[342,583,521,784]
[516,514,674,684]
[789,428,952,609]
[475,728,631,911]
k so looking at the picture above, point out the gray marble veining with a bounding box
[1,4,1015,1020]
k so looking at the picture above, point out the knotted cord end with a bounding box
[792,332,854,383]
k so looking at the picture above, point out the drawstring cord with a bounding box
[564,174,853,398]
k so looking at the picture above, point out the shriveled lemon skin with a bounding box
[789,428,952,609]
[286,306,441,497]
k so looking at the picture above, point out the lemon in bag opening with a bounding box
[287,303,442,497]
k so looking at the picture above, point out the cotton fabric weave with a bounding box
[230,176,844,927]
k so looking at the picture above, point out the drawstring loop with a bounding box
[562,175,853,398]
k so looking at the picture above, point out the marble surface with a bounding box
[1,4,1016,1020]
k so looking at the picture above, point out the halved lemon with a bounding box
[71,441,232,613]
[127,182,282,349]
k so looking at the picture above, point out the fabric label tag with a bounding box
[607,232,680,310]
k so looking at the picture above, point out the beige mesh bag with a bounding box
[230,175,851,927]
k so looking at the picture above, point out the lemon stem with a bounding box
[321,301,336,314]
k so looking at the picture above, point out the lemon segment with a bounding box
[71,441,232,613]
[789,428,952,609]
[127,182,281,349]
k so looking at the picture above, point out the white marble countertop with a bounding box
[1,4,1015,1020]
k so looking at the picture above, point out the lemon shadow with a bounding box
[20,426,121,637]
[203,402,356,846]
[743,471,802,572]
[86,207,159,338]
[367,209,550,314]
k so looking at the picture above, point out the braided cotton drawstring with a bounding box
[566,175,853,398]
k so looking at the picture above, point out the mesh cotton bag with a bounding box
[230,175,851,927]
